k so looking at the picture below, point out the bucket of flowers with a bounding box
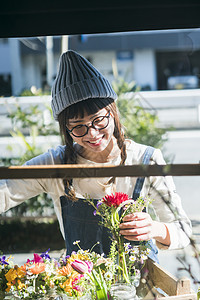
[1,192,152,299]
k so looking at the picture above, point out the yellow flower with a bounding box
[17,279,26,290]
[6,282,12,292]
[17,266,26,278]
[60,278,73,295]
[5,255,13,265]
[5,268,17,282]
[67,252,89,264]
[5,266,26,292]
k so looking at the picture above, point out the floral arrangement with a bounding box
[1,247,95,299]
[0,193,152,299]
[86,192,152,284]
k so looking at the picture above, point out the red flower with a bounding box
[102,192,129,207]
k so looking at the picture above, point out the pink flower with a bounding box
[85,260,93,272]
[71,259,93,274]
[26,253,44,264]
[102,192,129,207]
[72,275,84,291]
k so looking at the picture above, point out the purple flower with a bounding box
[0,255,9,265]
[52,257,60,267]
[61,255,70,265]
[97,201,103,208]
[40,248,51,260]
[94,201,103,216]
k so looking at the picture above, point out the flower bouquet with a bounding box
[1,192,152,299]
[1,246,119,299]
[1,248,95,299]
[86,193,152,281]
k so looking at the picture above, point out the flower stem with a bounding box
[118,237,130,284]
[91,268,109,300]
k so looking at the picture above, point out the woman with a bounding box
[0,50,192,259]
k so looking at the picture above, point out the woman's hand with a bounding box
[119,212,170,246]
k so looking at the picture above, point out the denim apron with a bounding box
[60,146,158,262]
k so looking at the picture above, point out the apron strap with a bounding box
[132,146,155,200]
[130,146,159,263]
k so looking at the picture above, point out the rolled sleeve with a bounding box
[0,178,46,213]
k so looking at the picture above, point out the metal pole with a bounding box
[61,35,69,53]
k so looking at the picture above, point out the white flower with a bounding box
[10,286,15,292]
[104,271,113,280]
[23,292,30,297]
[45,263,55,276]
[124,242,131,250]
[146,248,151,255]
[130,247,139,255]
[129,255,136,262]
[140,254,148,260]
[73,240,80,245]
[26,286,35,293]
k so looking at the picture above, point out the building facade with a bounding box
[0,29,200,96]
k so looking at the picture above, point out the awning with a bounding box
[1,1,200,38]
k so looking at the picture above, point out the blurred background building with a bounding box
[1,29,200,96]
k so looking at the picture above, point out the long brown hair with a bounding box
[58,98,127,200]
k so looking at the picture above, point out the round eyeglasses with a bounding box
[66,111,110,137]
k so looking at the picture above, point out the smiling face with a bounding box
[67,108,115,160]
[58,98,122,163]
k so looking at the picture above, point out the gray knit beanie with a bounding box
[51,50,117,120]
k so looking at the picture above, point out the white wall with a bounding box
[116,52,134,82]
[22,55,44,90]
[80,51,116,84]
[134,49,157,90]
[80,49,157,90]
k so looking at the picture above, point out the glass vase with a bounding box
[130,272,141,288]
[109,282,137,300]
